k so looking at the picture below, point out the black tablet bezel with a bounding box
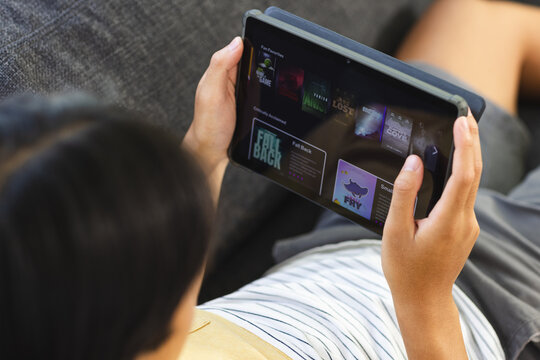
[229,12,467,235]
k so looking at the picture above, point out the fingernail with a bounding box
[228,37,241,51]
[403,155,420,172]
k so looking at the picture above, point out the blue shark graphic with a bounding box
[344,179,369,198]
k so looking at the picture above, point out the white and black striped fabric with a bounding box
[201,240,504,360]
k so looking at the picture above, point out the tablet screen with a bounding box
[230,16,459,234]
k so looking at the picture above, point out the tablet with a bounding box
[229,10,469,234]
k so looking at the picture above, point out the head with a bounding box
[0,95,214,359]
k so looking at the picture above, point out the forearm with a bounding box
[394,295,468,360]
[181,130,227,208]
[205,159,227,207]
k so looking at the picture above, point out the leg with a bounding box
[397,0,540,114]
[455,175,540,359]
[396,0,539,193]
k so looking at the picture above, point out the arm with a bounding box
[182,37,243,207]
[382,111,482,359]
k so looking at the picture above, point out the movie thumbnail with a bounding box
[301,72,331,118]
[250,119,327,195]
[277,64,304,102]
[410,120,428,156]
[255,50,276,88]
[251,127,283,170]
[332,159,377,220]
[331,88,357,124]
[355,105,385,140]
[381,109,413,157]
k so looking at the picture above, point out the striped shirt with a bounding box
[201,240,504,360]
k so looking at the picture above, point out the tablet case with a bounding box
[264,6,486,121]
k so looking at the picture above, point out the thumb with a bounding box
[385,155,423,232]
[206,37,243,85]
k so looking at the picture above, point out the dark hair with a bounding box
[0,95,214,360]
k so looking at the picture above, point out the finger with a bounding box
[205,37,243,88]
[465,109,482,210]
[385,155,424,235]
[226,38,243,85]
[437,116,475,216]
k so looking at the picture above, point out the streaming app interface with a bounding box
[231,17,456,232]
